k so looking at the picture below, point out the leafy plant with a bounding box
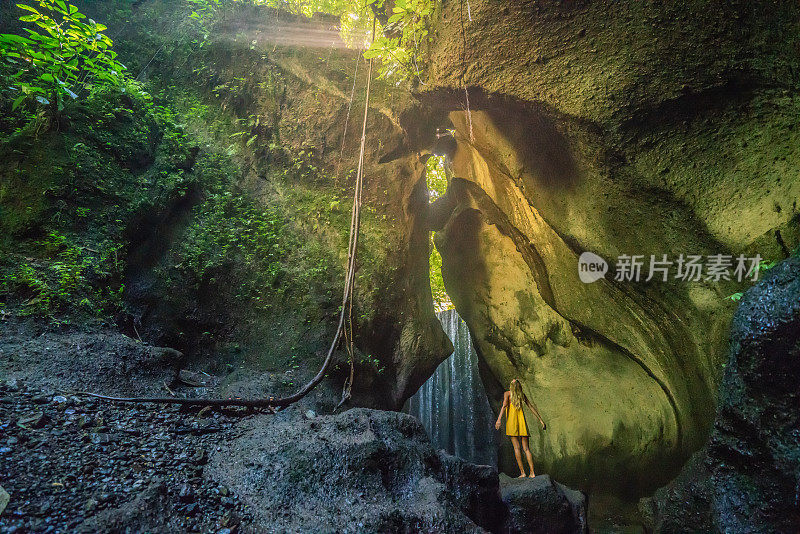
[0,0,127,114]
[425,153,447,200]
[0,237,125,318]
[362,0,435,82]
[424,154,452,311]
[727,254,795,301]
[172,189,287,309]
[186,0,221,37]
[199,0,437,83]
[359,352,385,374]
[247,0,352,18]
[429,240,451,312]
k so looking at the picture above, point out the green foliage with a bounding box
[187,0,221,37]
[0,0,127,115]
[245,0,353,18]
[174,189,286,308]
[727,255,794,301]
[180,0,437,83]
[425,153,447,199]
[138,76,360,327]
[362,0,435,82]
[359,352,385,374]
[0,232,125,318]
[424,154,452,311]
[758,259,778,271]
[0,87,185,321]
[429,241,451,312]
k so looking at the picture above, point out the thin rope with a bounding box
[335,50,362,179]
[463,86,473,142]
[135,8,195,81]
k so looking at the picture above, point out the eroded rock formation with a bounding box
[413,0,800,506]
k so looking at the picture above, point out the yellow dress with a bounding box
[506,402,529,437]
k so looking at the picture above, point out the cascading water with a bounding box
[405,308,498,467]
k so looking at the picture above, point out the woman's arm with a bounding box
[495,392,509,430]
[525,395,546,430]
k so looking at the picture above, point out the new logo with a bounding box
[578,252,608,283]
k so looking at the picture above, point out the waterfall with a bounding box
[405,309,498,467]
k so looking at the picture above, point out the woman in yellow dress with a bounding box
[494,379,546,478]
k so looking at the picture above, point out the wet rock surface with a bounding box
[420,0,800,515]
[643,256,800,533]
[207,408,507,533]
[0,383,250,534]
[499,474,587,534]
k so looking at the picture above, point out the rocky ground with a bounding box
[0,380,590,534]
[0,318,590,534]
[0,380,252,534]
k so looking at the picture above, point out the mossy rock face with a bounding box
[0,91,159,239]
[0,89,191,321]
[102,0,451,408]
[0,0,452,410]
[416,0,800,520]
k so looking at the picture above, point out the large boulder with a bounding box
[415,0,800,512]
[0,318,181,397]
[206,408,507,533]
[642,256,800,533]
[499,474,587,534]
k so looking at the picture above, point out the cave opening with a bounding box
[403,143,499,467]
[425,151,453,313]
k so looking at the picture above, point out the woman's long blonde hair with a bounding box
[510,379,524,409]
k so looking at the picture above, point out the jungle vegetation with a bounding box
[0,0,451,328]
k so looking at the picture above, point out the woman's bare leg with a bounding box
[521,437,535,477]
[510,436,526,477]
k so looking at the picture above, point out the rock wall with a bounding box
[413,0,800,505]
[64,0,455,410]
[642,256,800,533]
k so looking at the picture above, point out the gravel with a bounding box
[0,381,253,534]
